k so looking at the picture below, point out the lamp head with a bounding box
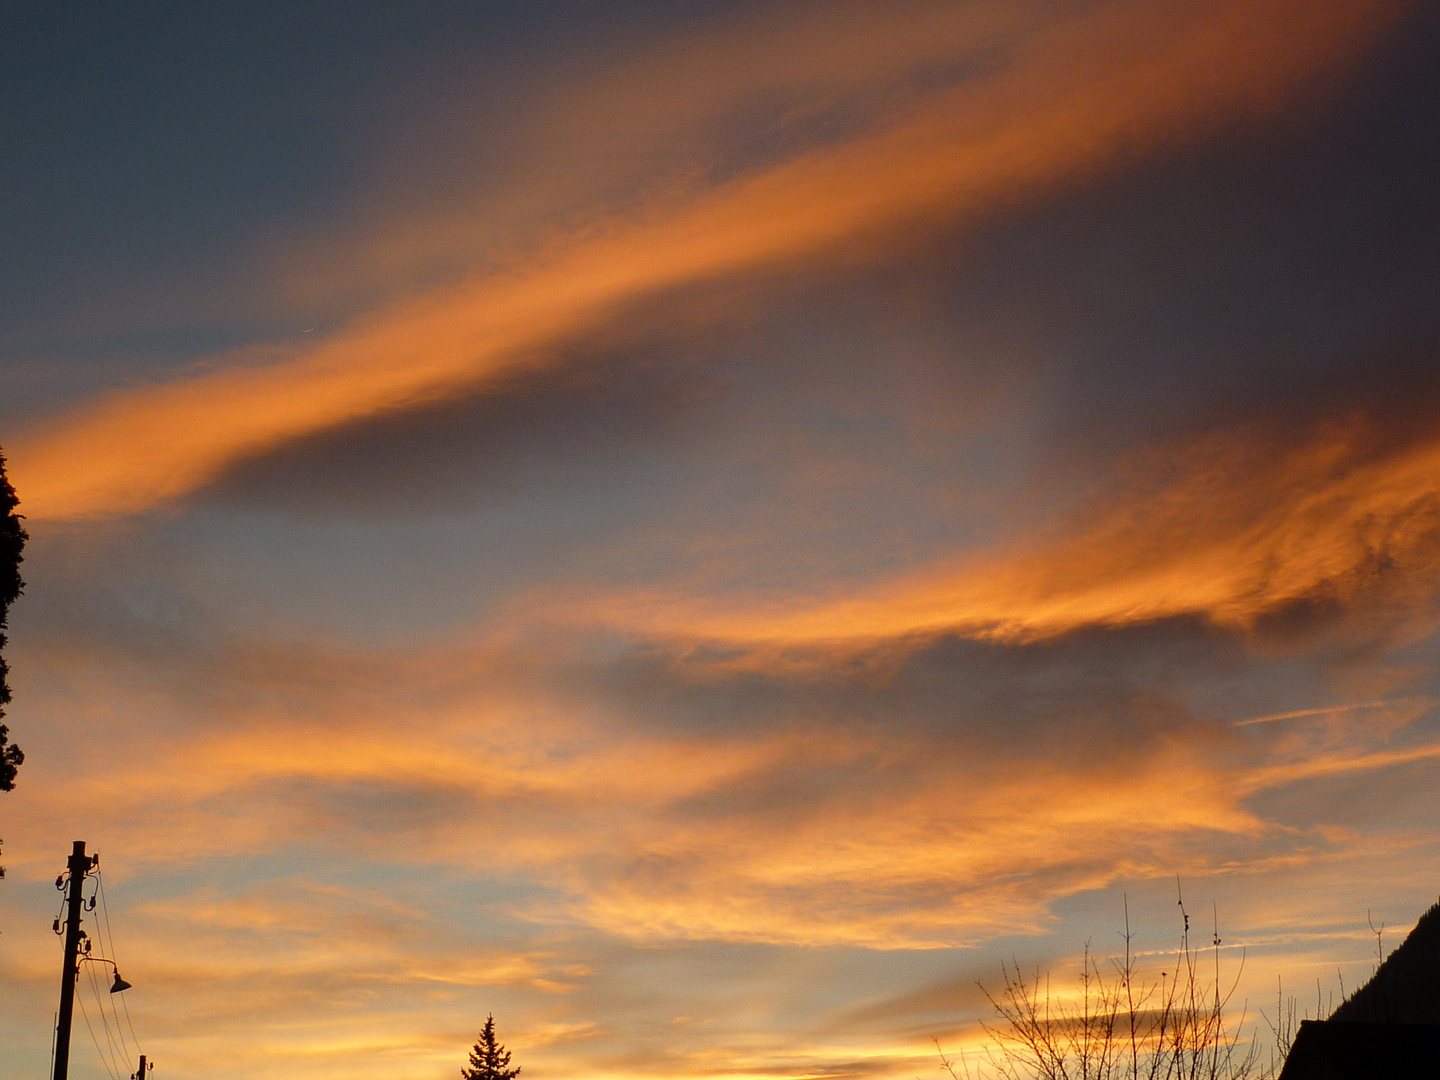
[110,971,133,994]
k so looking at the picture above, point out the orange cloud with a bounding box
[9,0,1404,521]
[11,654,1421,950]
[9,573,1438,1080]
[550,416,1440,648]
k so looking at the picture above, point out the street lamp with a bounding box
[80,956,134,994]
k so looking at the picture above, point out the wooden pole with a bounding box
[53,840,94,1080]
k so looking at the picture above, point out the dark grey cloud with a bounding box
[173,3,1440,542]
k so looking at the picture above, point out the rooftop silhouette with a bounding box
[1278,900,1440,1079]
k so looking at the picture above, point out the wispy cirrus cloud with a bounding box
[9,597,1435,951]
[8,0,1404,521]
[545,414,1440,648]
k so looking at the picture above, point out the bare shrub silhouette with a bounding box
[938,889,1286,1080]
[1256,970,1342,1077]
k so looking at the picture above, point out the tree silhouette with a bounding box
[0,448,26,879]
[463,1014,521,1080]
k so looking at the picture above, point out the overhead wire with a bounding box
[77,973,122,1080]
[98,873,144,1057]
[94,872,139,1065]
[85,946,126,1079]
[118,976,144,1064]
[53,872,70,934]
[83,884,122,1070]
[55,863,147,1080]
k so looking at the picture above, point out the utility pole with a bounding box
[53,839,96,1080]
[134,1054,150,1079]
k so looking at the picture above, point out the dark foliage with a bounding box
[463,1015,521,1080]
[0,447,24,793]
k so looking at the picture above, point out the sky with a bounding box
[2,1,1440,1077]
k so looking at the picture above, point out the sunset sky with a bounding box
[3,2,1440,1078]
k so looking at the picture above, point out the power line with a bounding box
[83,944,114,1068]
[85,953,125,1079]
[50,843,145,1080]
[87,886,124,1065]
[77,978,121,1080]
[119,989,144,1064]
[94,874,137,1064]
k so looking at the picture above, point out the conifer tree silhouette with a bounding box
[463,1014,521,1080]
[0,448,26,879]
